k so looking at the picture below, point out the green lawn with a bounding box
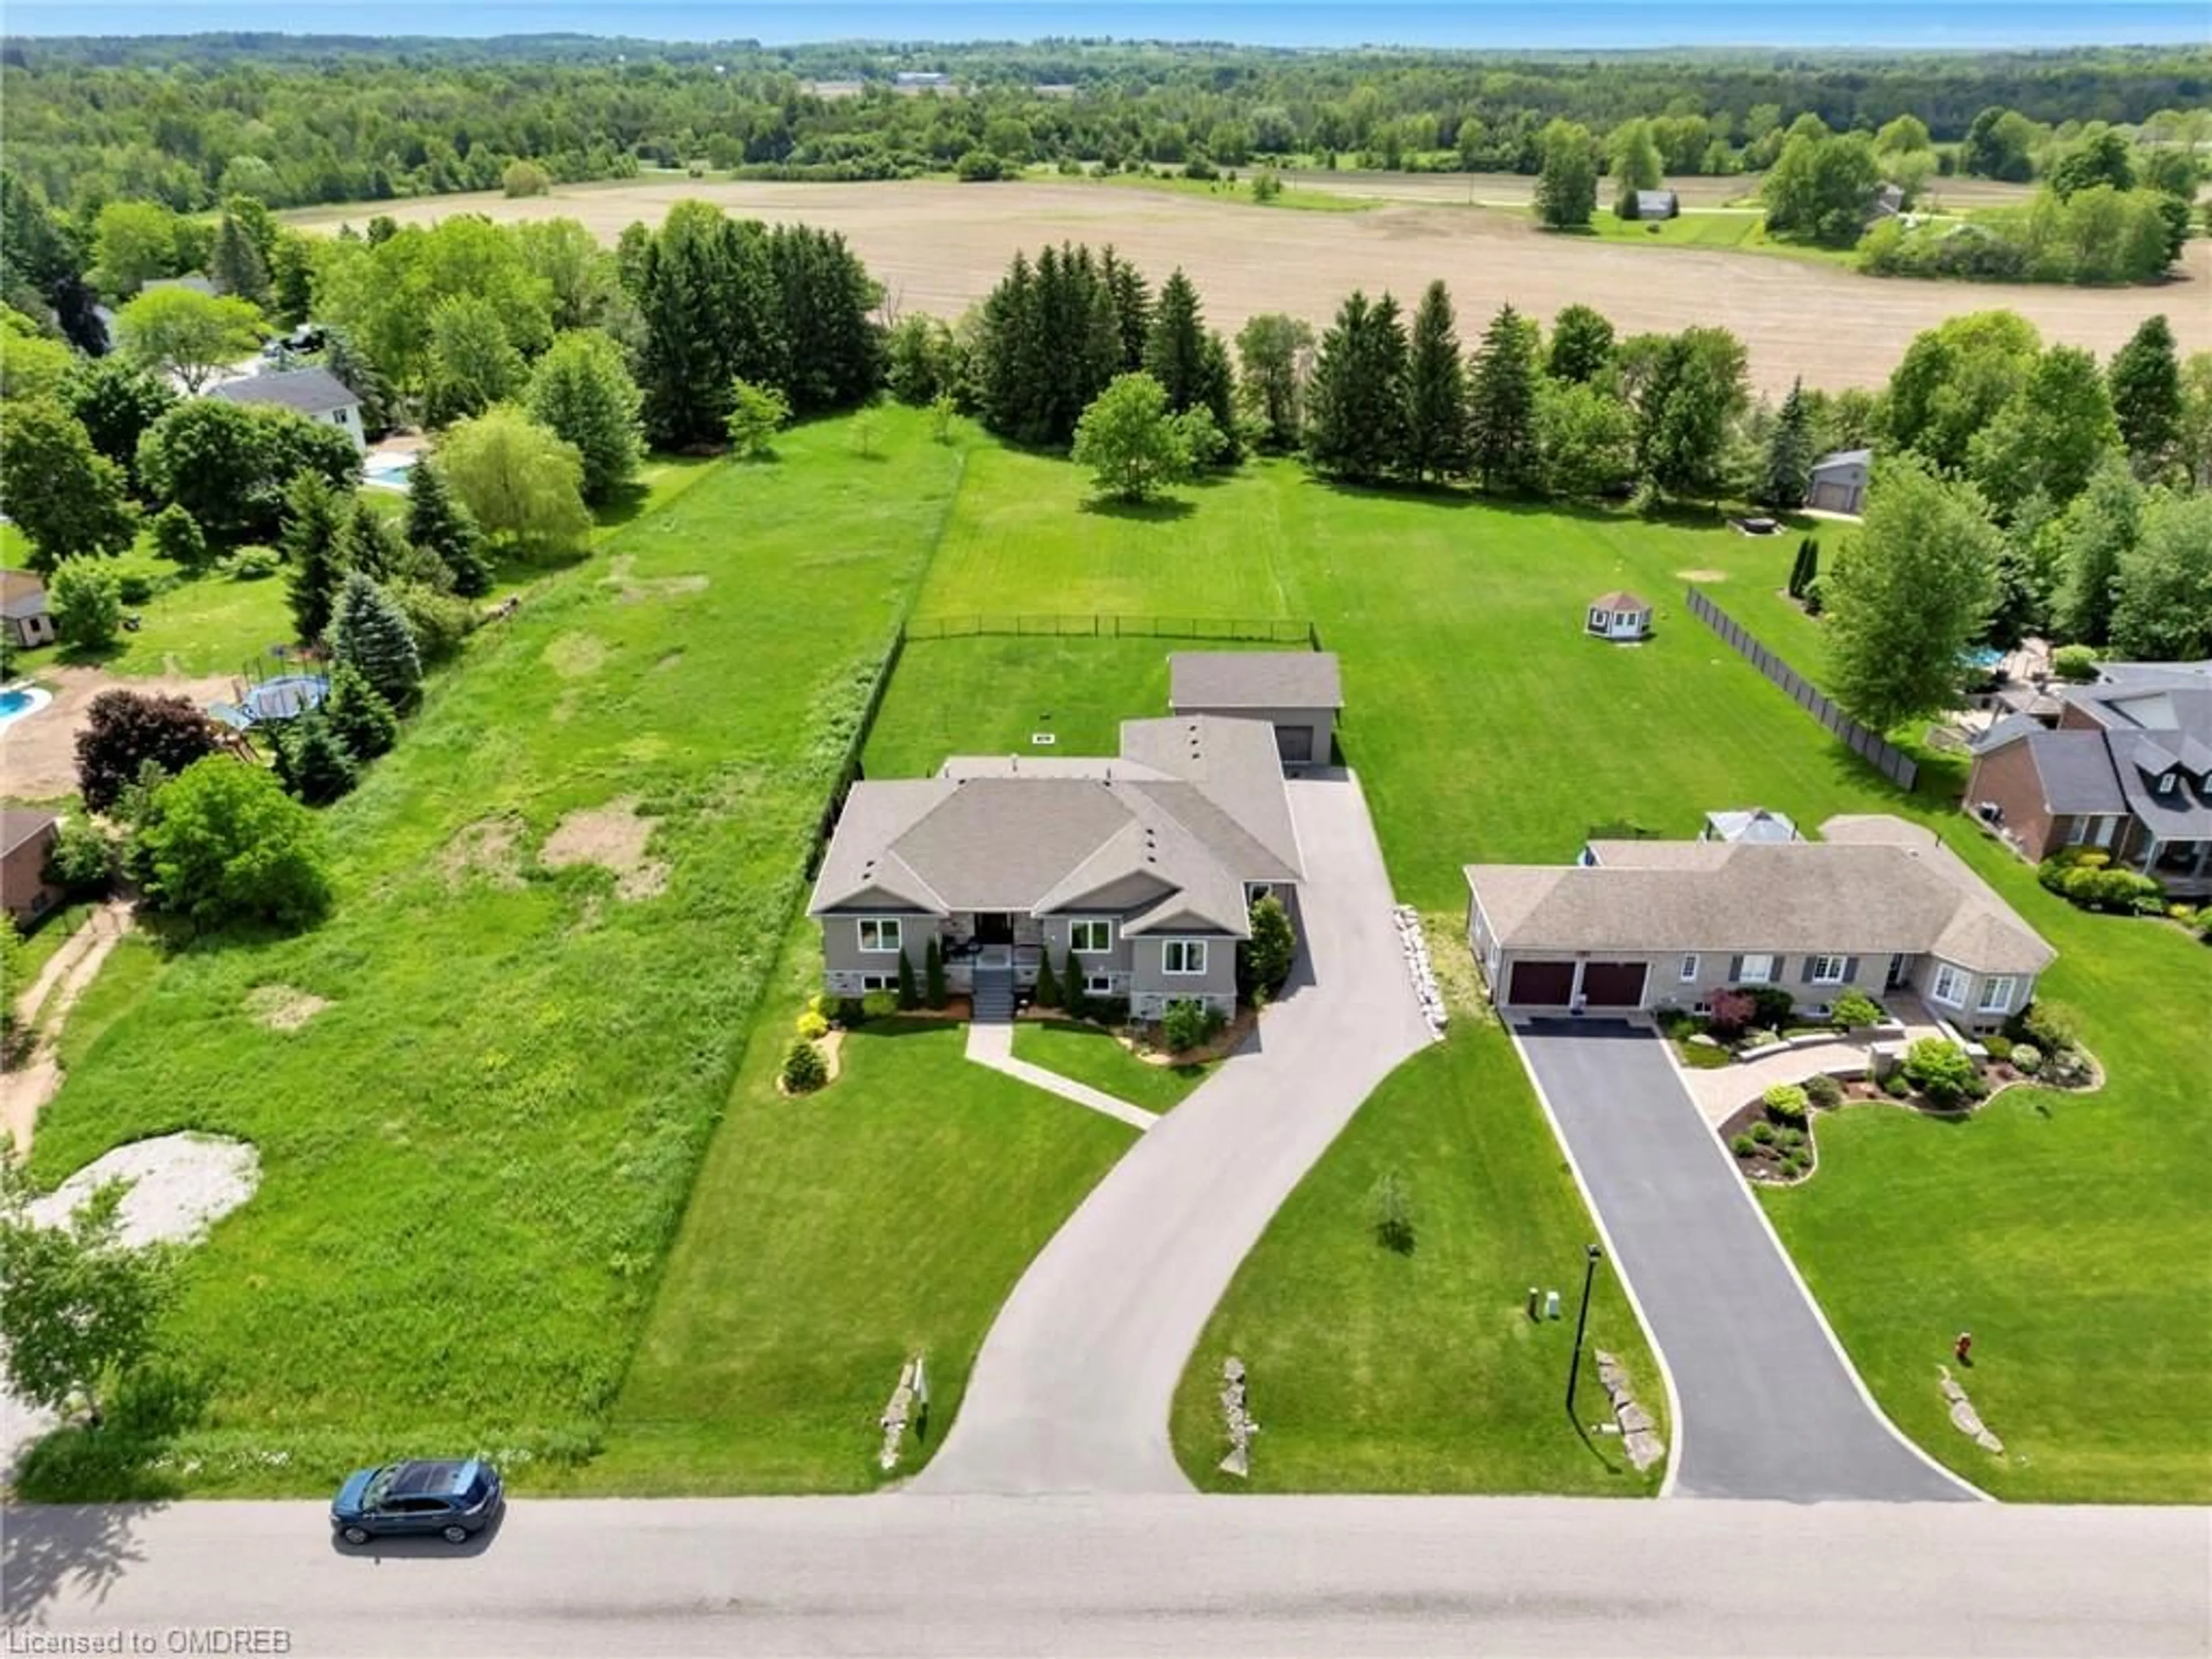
[583,931,1134,1492]
[1010,1018,1214,1112]
[1171,1024,1665,1494]
[22,405,982,1495]
[1088,170,1381,213]
[5,526,293,682]
[1554,210,1859,266]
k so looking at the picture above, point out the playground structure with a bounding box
[206,647,331,733]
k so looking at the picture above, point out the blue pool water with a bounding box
[363,453,418,492]
[1964,647,2005,671]
[0,685,52,725]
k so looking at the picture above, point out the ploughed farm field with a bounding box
[282,176,2202,396]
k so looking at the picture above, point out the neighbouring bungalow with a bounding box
[2,570,54,649]
[1808,448,1871,515]
[1966,660,2212,895]
[807,714,1303,1021]
[1699,807,1800,845]
[1624,188,1680,221]
[208,367,366,450]
[1168,650,1341,771]
[1,808,63,927]
[1585,591,1652,642]
[1465,813,2054,1033]
[1869,181,1907,219]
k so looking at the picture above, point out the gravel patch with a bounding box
[27,1133,261,1251]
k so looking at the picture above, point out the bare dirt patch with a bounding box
[601,554,709,604]
[440,815,527,892]
[0,666,238,801]
[289,177,2203,394]
[1675,568,1730,582]
[540,797,669,900]
[245,984,329,1032]
[543,632,609,679]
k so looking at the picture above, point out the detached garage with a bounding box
[1169,650,1342,772]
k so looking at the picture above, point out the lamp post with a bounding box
[1565,1243,1604,1420]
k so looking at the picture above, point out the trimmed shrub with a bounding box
[1882,1073,1911,1099]
[1744,984,1796,1030]
[1033,949,1061,1009]
[924,937,945,1009]
[1829,990,1883,1031]
[116,573,155,605]
[1778,1127,1808,1152]
[895,950,919,1011]
[1750,1120,1777,1145]
[1707,988,1755,1040]
[859,989,897,1021]
[1731,1135,1758,1158]
[1981,1032,2014,1061]
[1744,1027,1781,1050]
[1802,1073,1843,1110]
[795,1010,830,1041]
[43,819,117,896]
[2052,643,2100,682]
[835,996,865,1026]
[1902,1037,1979,1107]
[781,1037,827,1093]
[218,544,281,581]
[1763,1082,1810,1125]
[1061,951,1088,1021]
[150,503,207,570]
[2010,1043,2043,1075]
[1161,998,1222,1054]
[2008,999,2080,1055]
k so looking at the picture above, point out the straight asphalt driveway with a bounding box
[1516,1020,1976,1502]
[912,773,1436,1494]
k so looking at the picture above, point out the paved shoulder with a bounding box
[1516,1020,1976,1502]
[912,774,1434,1493]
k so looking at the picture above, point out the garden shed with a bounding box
[1585,592,1652,642]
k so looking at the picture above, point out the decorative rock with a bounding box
[1687,1032,1722,1048]
[1591,1352,1668,1476]
[1217,1353,1259,1478]
[1392,906,1448,1038]
[1623,1430,1666,1472]
[1617,1403,1654,1435]
[1938,1365,2005,1455]
[878,1360,918,1471]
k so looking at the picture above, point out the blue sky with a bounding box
[6,1,2207,46]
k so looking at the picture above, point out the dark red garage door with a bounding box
[1581,961,1649,1007]
[1508,960,1576,1006]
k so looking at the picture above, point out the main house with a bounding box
[1966,660,2212,896]
[1465,813,2054,1033]
[808,713,1303,1019]
[209,368,366,450]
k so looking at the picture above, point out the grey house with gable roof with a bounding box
[808,714,1302,1019]
[1467,815,2054,1032]
[209,368,365,449]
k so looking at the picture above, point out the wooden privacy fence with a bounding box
[904,613,1321,647]
[1682,586,1919,791]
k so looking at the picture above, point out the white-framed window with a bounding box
[1588,608,1608,630]
[1810,955,1847,985]
[1978,975,2016,1014]
[1679,953,1699,982]
[858,917,902,954]
[1069,919,1113,955]
[1085,974,1113,997]
[2156,772,2179,797]
[858,973,895,992]
[1738,953,1775,984]
[1245,882,1275,904]
[1930,963,1968,1007]
[1163,939,1208,975]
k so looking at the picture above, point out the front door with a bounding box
[974,912,1014,945]
[1885,953,1910,991]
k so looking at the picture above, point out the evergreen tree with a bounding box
[896,948,919,1012]
[1060,951,1088,1020]
[281,473,348,643]
[1634,327,1751,502]
[2108,314,2182,480]
[1764,378,1816,509]
[1467,303,1540,492]
[764,224,884,414]
[1033,946,1062,1009]
[329,571,423,714]
[404,459,491,598]
[635,202,786,449]
[210,211,270,305]
[1100,247,1151,371]
[524,328,645,504]
[274,710,358,805]
[323,658,398,761]
[1403,280,1470,483]
[320,327,395,440]
[1305,290,1408,484]
[923,937,946,1009]
[974,243,1123,449]
[336,495,408,583]
[1195,332,1240,463]
[1143,268,1208,412]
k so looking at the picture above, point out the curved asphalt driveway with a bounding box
[1514,1020,1978,1502]
[912,773,1435,1494]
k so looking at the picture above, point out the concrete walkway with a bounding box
[912,774,1435,1494]
[1514,1020,1979,1503]
[965,1020,1158,1132]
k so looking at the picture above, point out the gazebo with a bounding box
[1585,591,1652,642]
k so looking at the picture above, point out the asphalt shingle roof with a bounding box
[207,368,359,418]
[1169,651,1342,711]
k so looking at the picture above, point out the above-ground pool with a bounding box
[208,674,330,730]
[363,452,418,492]
[0,683,53,726]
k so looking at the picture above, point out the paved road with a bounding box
[913,774,1436,1493]
[1514,1020,1976,1502]
[6,1495,2205,1656]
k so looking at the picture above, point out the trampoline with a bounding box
[209,673,330,730]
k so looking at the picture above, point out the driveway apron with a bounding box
[911,774,1435,1494]
[1515,1019,1978,1502]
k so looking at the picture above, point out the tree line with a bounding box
[4,34,2206,209]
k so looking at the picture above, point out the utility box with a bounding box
[1527,1287,1542,1320]
[1544,1290,1562,1321]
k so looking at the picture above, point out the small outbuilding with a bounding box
[1,570,54,649]
[208,368,365,450]
[1585,591,1652,642]
[1700,807,1800,845]
[1624,188,1679,221]
[1,808,63,926]
[1168,650,1342,771]
[1809,448,1871,515]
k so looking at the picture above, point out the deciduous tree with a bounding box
[115,287,263,393]
[2051,454,2144,646]
[422,294,526,426]
[135,756,334,932]
[2109,493,2212,662]
[136,398,359,547]
[62,356,177,487]
[48,558,122,650]
[73,690,217,813]
[1233,312,1313,450]
[723,377,791,459]
[0,400,137,572]
[1825,457,2002,732]
[1533,119,1598,229]
[1546,304,1615,384]
[1071,372,1190,503]
[0,1162,171,1422]
[1610,119,1664,217]
[1968,345,2122,519]
[2108,315,2182,480]
[437,406,592,562]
